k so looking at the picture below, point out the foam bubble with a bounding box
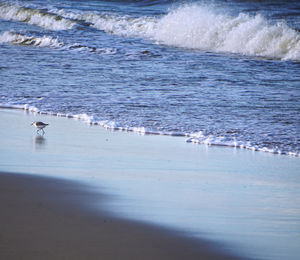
[23,104,40,113]
[185,131,299,156]
[73,113,95,124]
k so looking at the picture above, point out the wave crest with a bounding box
[0,31,117,55]
[0,3,75,30]
[0,31,64,48]
[53,8,156,37]
[1,3,299,60]
[55,4,299,60]
[152,5,300,60]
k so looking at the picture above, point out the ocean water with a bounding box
[0,0,299,156]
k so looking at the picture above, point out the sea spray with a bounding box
[53,4,299,60]
[1,2,299,59]
[151,5,300,60]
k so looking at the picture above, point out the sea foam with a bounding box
[0,31,117,54]
[55,4,299,60]
[0,2,75,30]
[0,31,63,48]
[1,103,298,157]
[2,2,298,60]
[151,5,300,61]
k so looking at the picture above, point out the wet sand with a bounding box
[0,108,299,260]
[0,171,244,260]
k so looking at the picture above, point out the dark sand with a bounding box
[0,172,246,260]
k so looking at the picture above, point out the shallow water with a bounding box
[0,108,300,260]
[1,2,300,258]
[0,0,299,156]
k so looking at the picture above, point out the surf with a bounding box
[151,4,300,61]
[0,31,117,55]
[53,3,300,61]
[0,2,75,30]
[3,2,298,60]
[0,31,64,48]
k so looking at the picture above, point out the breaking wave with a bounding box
[0,31,117,54]
[0,2,75,30]
[0,31,63,48]
[151,5,300,61]
[2,2,298,60]
[52,8,157,37]
[55,4,300,60]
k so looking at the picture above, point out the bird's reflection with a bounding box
[34,134,47,149]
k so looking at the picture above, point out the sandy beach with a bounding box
[1,1,299,259]
[0,171,246,260]
[0,108,299,260]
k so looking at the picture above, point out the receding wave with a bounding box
[54,4,300,60]
[1,103,298,157]
[0,31,117,54]
[0,2,75,30]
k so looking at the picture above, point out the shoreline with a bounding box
[1,105,298,157]
[0,171,245,260]
[0,108,299,260]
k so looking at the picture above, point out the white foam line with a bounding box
[0,2,75,30]
[0,31,117,55]
[0,31,64,48]
[1,103,299,157]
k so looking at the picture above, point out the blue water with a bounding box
[0,0,299,156]
[0,2,300,259]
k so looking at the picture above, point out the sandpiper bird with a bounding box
[31,121,49,134]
